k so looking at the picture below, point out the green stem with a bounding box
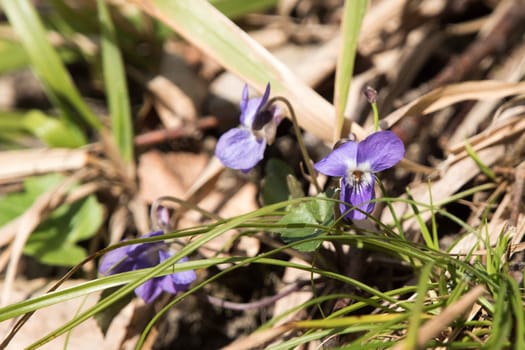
[372,102,379,131]
[267,96,321,193]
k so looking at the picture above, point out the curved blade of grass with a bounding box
[27,198,307,348]
[509,278,525,349]
[132,0,366,142]
[0,258,228,322]
[209,0,278,19]
[333,0,367,141]
[402,263,434,349]
[1,0,102,133]
[464,140,496,180]
[97,0,134,163]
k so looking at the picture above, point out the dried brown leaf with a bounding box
[379,81,525,132]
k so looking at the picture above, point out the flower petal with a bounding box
[240,83,270,128]
[127,231,163,258]
[98,245,131,275]
[314,141,358,177]
[135,279,163,304]
[340,176,376,220]
[357,131,405,172]
[239,84,249,113]
[158,275,178,294]
[215,127,266,172]
[172,269,197,289]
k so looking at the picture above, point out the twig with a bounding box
[134,116,218,148]
[204,280,311,311]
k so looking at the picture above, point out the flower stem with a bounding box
[267,96,321,193]
[364,86,380,132]
[372,102,379,131]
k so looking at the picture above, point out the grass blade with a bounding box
[1,0,102,134]
[333,0,367,141]
[97,0,134,163]
[132,0,366,142]
[209,0,278,19]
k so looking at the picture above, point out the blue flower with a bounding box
[215,83,282,173]
[99,231,196,303]
[314,131,405,220]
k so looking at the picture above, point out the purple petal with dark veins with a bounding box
[340,176,376,220]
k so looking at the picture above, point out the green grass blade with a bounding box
[1,0,102,133]
[97,0,134,163]
[333,0,367,141]
[133,0,366,142]
[464,141,496,180]
[209,0,278,19]
[0,110,85,147]
[403,263,434,348]
[22,111,86,147]
[509,278,525,349]
[0,258,227,322]
[0,40,29,73]
[28,199,303,348]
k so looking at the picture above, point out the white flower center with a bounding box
[346,163,373,189]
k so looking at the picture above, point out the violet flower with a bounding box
[215,83,282,172]
[99,231,196,303]
[314,131,405,220]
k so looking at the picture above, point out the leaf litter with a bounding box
[0,0,524,349]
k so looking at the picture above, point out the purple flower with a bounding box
[215,83,282,172]
[314,131,405,220]
[99,231,196,303]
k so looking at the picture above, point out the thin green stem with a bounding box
[267,96,321,193]
[372,102,379,131]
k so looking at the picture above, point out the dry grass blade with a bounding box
[448,115,525,157]
[392,285,486,350]
[131,0,366,142]
[379,80,525,132]
[0,148,90,184]
[220,324,293,350]
[383,145,504,231]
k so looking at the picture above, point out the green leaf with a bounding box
[24,195,104,266]
[333,0,367,141]
[277,194,334,251]
[97,0,134,163]
[261,159,294,205]
[0,174,103,266]
[0,174,64,227]
[1,0,101,133]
